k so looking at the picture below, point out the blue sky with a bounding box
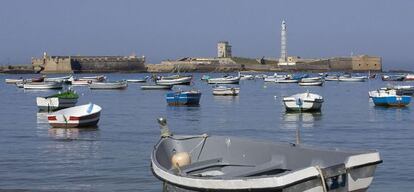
[0,0,413,70]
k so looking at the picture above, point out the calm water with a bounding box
[0,73,413,191]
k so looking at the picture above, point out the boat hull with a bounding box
[299,81,323,86]
[283,99,323,112]
[156,77,192,85]
[372,96,411,107]
[89,81,127,89]
[207,78,240,84]
[212,88,240,96]
[47,104,101,128]
[23,82,63,89]
[166,92,201,106]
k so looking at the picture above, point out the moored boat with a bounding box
[381,74,405,81]
[78,75,106,82]
[300,77,322,82]
[324,75,339,81]
[239,74,254,80]
[369,89,411,107]
[23,82,63,89]
[36,90,79,111]
[404,74,414,81]
[126,76,148,83]
[207,76,240,84]
[298,81,323,86]
[283,92,324,112]
[47,103,102,128]
[156,76,192,85]
[338,76,366,82]
[89,80,128,89]
[212,85,240,96]
[383,85,414,95]
[151,118,382,192]
[201,75,210,81]
[166,90,201,106]
[44,75,73,83]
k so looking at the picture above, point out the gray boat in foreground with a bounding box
[151,118,382,192]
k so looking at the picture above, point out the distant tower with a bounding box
[279,20,287,63]
[217,41,232,58]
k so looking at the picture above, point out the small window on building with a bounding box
[359,64,361,66]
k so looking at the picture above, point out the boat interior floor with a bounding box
[173,157,290,179]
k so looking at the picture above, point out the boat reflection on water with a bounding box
[48,127,99,141]
[213,94,240,104]
[36,112,50,124]
[281,112,322,129]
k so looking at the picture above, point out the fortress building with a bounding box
[32,52,146,73]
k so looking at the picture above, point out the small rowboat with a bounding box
[71,79,92,86]
[324,76,339,81]
[166,90,201,106]
[156,76,192,85]
[369,89,411,107]
[78,75,106,82]
[212,86,240,96]
[126,76,148,83]
[275,78,299,83]
[44,75,73,83]
[47,103,102,128]
[151,118,382,192]
[298,81,323,86]
[23,82,63,89]
[283,92,324,112]
[89,80,128,89]
[141,84,173,90]
[300,77,322,82]
[207,76,240,84]
[338,76,366,82]
[36,90,79,112]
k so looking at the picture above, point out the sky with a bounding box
[0,0,413,70]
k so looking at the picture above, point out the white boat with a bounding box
[78,75,106,82]
[275,78,299,83]
[212,86,240,96]
[300,77,322,82]
[44,75,73,83]
[404,74,414,81]
[264,76,277,82]
[207,76,240,84]
[36,90,79,111]
[5,78,24,84]
[70,79,92,86]
[298,81,323,86]
[264,73,287,82]
[23,82,63,89]
[89,81,128,89]
[156,76,192,85]
[47,103,102,128]
[283,92,324,111]
[324,76,339,81]
[151,118,382,192]
[239,74,254,80]
[16,82,25,88]
[126,76,148,83]
[141,84,173,90]
[338,76,366,82]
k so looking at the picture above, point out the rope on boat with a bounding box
[315,165,328,192]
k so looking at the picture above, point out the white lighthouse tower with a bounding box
[279,20,287,63]
[278,20,295,66]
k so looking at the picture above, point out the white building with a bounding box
[217,41,232,58]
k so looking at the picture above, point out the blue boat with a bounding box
[166,90,201,106]
[369,89,411,107]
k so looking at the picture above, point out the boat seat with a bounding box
[179,158,224,174]
[221,158,289,178]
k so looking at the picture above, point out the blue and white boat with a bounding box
[369,89,411,107]
[166,90,202,106]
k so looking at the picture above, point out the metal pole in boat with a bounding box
[157,117,171,138]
